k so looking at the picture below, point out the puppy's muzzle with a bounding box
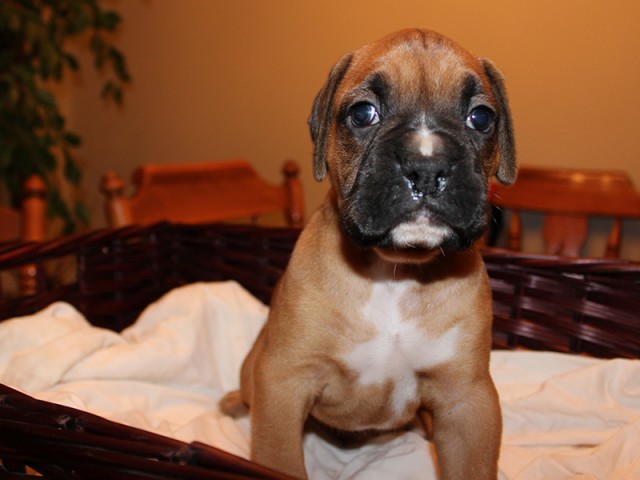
[390,129,465,203]
[342,124,487,253]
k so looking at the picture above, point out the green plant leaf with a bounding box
[63,151,82,185]
[42,134,56,149]
[66,8,90,34]
[100,79,114,98]
[40,149,57,171]
[112,86,123,104]
[63,131,82,147]
[109,47,130,82]
[35,88,56,107]
[96,11,121,30]
[63,53,79,71]
[90,33,106,68]
[47,189,70,219]
[74,200,91,224]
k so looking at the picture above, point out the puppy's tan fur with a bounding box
[225,29,516,479]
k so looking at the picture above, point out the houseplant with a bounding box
[0,0,130,234]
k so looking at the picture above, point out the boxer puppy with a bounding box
[227,28,516,479]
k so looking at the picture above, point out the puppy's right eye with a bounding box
[349,103,380,127]
[466,106,495,133]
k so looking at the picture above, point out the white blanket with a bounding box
[1,282,638,479]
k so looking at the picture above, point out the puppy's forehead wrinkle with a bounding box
[346,54,482,120]
[365,72,391,101]
[462,74,483,101]
[341,35,488,122]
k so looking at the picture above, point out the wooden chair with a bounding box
[489,166,640,257]
[100,159,304,228]
[0,175,47,295]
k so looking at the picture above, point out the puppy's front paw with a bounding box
[219,390,249,418]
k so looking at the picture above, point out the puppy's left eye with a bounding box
[465,106,495,133]
[349,103,380,127]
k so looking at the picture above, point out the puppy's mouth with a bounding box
[373,245,440,264]
[387,214,451,247]
[372,214,450,263]
[341,210,456,264]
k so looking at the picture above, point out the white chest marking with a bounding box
[342,280,460,421]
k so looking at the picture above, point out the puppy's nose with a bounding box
[398,128,454,199]
[404,161,450,200]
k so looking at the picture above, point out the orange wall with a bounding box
[67,0,640,257]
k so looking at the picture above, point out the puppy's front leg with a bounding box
[250,373,313,479]
[430,377,501,480]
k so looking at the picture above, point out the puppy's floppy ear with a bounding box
[308,53,353,181]
[481,58,517,185]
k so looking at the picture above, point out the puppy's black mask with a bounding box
[339,72,495,251]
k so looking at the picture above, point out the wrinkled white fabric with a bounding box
[1,281,638,479]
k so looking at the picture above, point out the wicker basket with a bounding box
[1,222,639,478]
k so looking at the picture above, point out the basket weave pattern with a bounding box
[1,222,639,478]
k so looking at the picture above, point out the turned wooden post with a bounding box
[605,218,622,258]
[100,171,134,227]
[507,209,522,252]
[20,175,47,295]
[282,160,304,228]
